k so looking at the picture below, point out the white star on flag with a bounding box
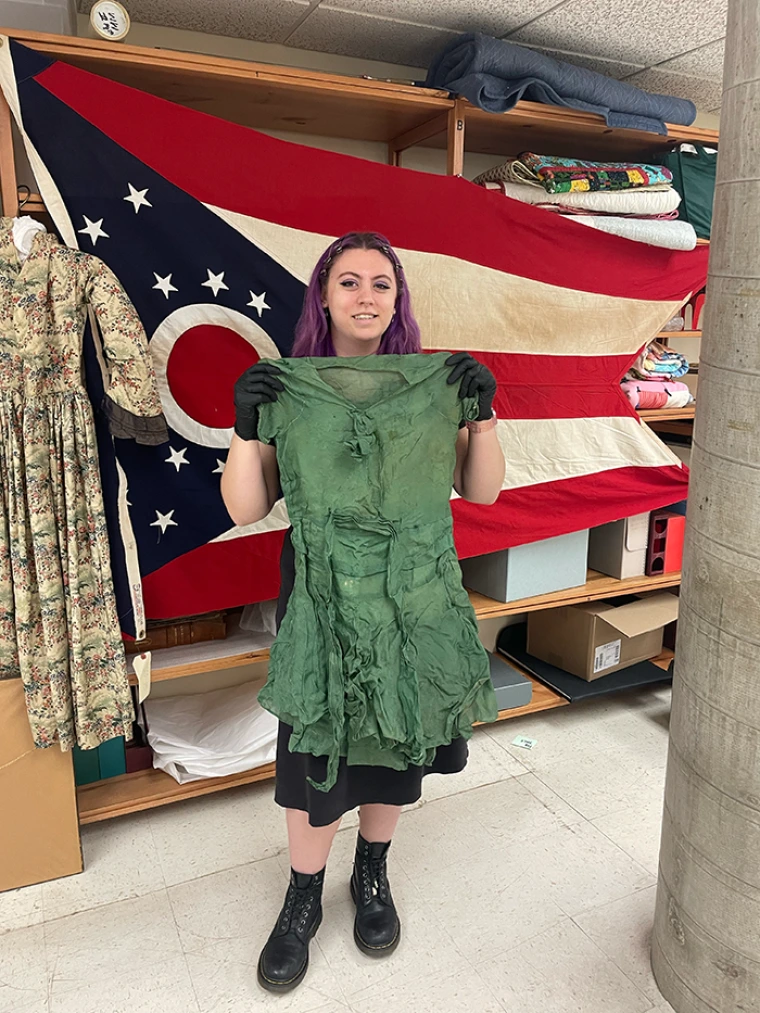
[150,509,178,534]
[124,183,152,213]
[153,272,178,298]
[78,216,109,245]
[247,291,271,317]
[165,447,189,472]
[202,269,229,297]
[212,459,226,474]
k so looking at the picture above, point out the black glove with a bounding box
[445,352,497,421]
[233,361,284,441]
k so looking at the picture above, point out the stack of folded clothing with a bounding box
[474,152,697,250]
[621,342,693,410]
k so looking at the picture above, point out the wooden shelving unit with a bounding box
[638,405,696,422]
[657,330,702,339]
[80,568,680,824]
[0,28,704,858]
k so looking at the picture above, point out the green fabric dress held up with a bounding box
[257,353,498,792]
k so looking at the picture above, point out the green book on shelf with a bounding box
[72,745,100,786]
[98,736,127,779]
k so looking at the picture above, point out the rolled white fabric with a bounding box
[481,179,682,216]
[570,215,698,250]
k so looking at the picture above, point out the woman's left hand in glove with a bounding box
[445,352,497,421]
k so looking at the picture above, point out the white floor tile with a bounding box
[574,885,662,1004]
[592,797,665,876]
[44,890,182,996]
[10,1000,49,1013]
[0,924,47,1013]
[42,813,165,921]
[185,950,350,1013]
[49,954,199,1013]
[477,917,651,1013]
[168,856,298,966]
[399,833,567,964]
[419,725,527,804]
[526,742,667,822]
[0,884,44,933]
[149,781,287,887]
[313,866,462,999]
[510,820,655,918]
[350,959,505,1013]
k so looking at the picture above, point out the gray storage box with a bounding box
[588,513,649,580]
[460,529,589,603]
[488,652,532,711]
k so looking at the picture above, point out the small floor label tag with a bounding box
[512,735,537,750]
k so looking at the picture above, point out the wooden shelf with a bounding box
[468,569,680,621]
[3,27,451,145]
[657,330,702,339]
[79,672,567,824]
[126,570,682,684]
[126,615,272,686]
[77,761,277,824]
[452,99,719,161]
[638,406,696,421]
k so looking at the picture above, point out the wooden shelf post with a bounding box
[447,98,466,176]
[0,86,18,217]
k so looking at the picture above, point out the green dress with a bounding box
[257,353,498,791]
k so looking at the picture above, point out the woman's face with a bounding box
[322,247,398,356]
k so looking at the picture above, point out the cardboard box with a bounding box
[588,513,650,579]
[460,529,589,603]
[526,592,680,681]
[0,680,82,892]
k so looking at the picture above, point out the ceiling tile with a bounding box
[623,68,723,111]
[508,0,728,67]
[322,0,562,36]
[651,37,726,81]
[78,0,310,43]
[520,44,643,80]
[286,6,458,67]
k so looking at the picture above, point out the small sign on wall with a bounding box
[89,1,131,42]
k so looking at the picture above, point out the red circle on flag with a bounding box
[166,324,260,430]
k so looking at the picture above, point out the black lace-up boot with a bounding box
[350,833,401,957]
[257,868,324,992]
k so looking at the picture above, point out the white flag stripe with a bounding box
[495,415,682,491]
[206,203,685,357]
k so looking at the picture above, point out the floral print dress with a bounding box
[0,219,167,750]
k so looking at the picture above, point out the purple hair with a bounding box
[291,232,422,357]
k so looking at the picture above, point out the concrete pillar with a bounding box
[651,0,760,1010]
[0,0,76,35]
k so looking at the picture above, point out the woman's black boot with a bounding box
[350,834,401,957]
[257,868,324,992]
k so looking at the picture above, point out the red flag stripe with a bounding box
[35,61,709,301]
[452,464,688,557]
[430,349,637,420]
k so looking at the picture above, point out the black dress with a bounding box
[273,530,468,826]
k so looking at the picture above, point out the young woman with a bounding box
[222,232,505,993]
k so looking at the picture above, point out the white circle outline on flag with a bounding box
[150,304,281,448]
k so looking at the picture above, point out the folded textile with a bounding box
[572,216,697,251]
[515,152,673,194]
[621,379,693,410]
[425,33,697,134]
[480,179,682,216]
[627,343,690,380]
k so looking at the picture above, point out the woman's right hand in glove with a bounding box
[233,361,284,441]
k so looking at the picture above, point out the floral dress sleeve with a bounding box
[83,256,169,445]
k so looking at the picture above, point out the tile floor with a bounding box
[0,684,677,1013]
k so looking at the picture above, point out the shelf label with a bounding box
[594,640,621,673]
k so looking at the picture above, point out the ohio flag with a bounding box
[0,38,705,633]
